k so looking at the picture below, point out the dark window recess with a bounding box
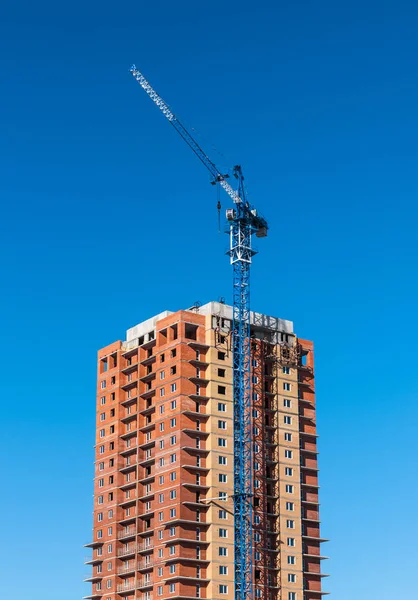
[111,376,116,385]
[110,425,115,434]
[219,335,226,343]
[218,351,226,361]
[108,492,113,501]
[185,323,198,340]
[111,393,115,401]
[147,365,152,374]
[111,354,117,368]
[109,442,114,450]
[160,353,165,363]
[218,368,225,378]
[147,348,153,358]
[171,349,177,358]
[109,459,114,467]
[109,476,114,484]
[138,336,145,345]
[170,366,176,375]
[171,324,178,340]
[218,386,226,395]
[110,409,115,417]
[149,330,155,340]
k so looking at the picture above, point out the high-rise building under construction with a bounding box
[84,301,327,600]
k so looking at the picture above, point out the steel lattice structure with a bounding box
[130,65,268,600]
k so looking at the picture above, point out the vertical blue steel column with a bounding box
[230,173,255,600]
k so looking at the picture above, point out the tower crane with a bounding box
[130,65,268,600]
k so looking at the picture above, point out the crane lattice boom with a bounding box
[130,66,241,204]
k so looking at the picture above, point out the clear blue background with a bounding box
[1,1,417,598]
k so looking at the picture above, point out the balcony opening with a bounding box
[171,324,178,340]
[185,323,198,340]
[158,328,167,345]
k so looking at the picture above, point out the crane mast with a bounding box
[130,65,268,600]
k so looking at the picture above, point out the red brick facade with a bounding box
[84,304,328,600]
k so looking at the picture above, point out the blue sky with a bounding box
[1,1,417,598]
